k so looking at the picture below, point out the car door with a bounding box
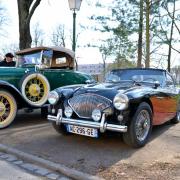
[163,73,178,119]
[150,71,178,125]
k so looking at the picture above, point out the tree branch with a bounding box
[27,0,41,24]
[171,46,180,53]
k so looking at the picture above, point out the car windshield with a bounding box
[105,69,165,86]
[17,52,41,67]
[17,50,52,67]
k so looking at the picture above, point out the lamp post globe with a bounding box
[68,0,82,52]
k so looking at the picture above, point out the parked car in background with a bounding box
[0,46,94,128]
[47,68,180,148]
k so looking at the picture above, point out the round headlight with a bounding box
[48,91,59,105]
[64,106,73,118]
[92,109,101,122]
[113,93,129,110]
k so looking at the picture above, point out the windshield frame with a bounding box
[105,69,165,86]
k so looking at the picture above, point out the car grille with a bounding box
[68,93,111,118]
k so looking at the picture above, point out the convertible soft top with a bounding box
[16,46,75,58]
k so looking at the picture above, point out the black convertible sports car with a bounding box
[47,68,180,147]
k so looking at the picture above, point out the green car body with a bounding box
[0,46,94,128]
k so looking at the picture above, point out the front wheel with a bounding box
[171,111,180,124]
[52,122,70,135]
[20,73,50,107]
[0,90,17,129]
[123,102,152,148]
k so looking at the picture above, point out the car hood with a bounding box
[72,82,153,101]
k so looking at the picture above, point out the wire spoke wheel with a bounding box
[135,110,151,142]
[0,90,17,128]
[123,102,152,148]
[21,73,50,107]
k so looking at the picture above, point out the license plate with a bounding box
[66,125,98,138]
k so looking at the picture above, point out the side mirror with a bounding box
[154,81,160,89]
[85,79,96,84]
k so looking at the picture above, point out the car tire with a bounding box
[171,110,180,124]
[0,90,17,129]
[123,102,152,148]
[20,73,50,107]
[52,122,70,135]
[41,106,49,118]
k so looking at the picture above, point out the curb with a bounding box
[0,144,103,180]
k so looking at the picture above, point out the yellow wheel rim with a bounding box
[25,77,48,103]
[0,102,5,116]
[0,93,16,125]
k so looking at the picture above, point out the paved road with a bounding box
[0,109,180,179]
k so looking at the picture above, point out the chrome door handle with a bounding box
[156,97,164,99]
[25,69,30,73]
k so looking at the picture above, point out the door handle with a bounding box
[156,97,164,99]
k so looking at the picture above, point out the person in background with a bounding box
[0,53,15,67]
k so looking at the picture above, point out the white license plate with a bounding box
[66,125,98,138]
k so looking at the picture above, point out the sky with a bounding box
[0,0,109,65]
[0,0,180,67]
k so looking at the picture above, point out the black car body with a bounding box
[47,68,180,147]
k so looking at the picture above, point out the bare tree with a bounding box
[137,0,144,67]
[145,0,150,68]
[1,43,19,55]
[32,22,44,47]
[51,25,66,47]
[0,4,8,36]
[17,0,42,50]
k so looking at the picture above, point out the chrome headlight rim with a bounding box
[64,106,73,118]
[92,108,102,122]
[113,93,129,110]
[48,91,59,105]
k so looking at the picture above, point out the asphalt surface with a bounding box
[0,109,179,179]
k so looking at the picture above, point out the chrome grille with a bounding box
[68,93,111,118]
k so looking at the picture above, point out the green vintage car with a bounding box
[0,46,94,128]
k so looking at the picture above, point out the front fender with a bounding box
[0,80,29,108]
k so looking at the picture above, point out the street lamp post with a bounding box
[68,0,82,52]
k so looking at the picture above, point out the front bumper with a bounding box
[47,109,127,133]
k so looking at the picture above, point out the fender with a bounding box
[0,80,29,108]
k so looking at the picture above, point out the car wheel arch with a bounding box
[0,85,27,109]
[128,98,154,122]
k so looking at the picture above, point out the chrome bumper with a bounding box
[47,109,127,133]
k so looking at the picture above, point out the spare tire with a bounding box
[20,73,50,107]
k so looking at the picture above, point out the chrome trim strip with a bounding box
[48,111,127,133]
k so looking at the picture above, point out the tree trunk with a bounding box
[167,0,175,72]
[137,0,143,68]
[145,0,150,68]
[17,0,41,50]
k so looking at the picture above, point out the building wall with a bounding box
[78,64,104,75]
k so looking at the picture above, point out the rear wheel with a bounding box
[0,90,17,129]
[123,102,152,148]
